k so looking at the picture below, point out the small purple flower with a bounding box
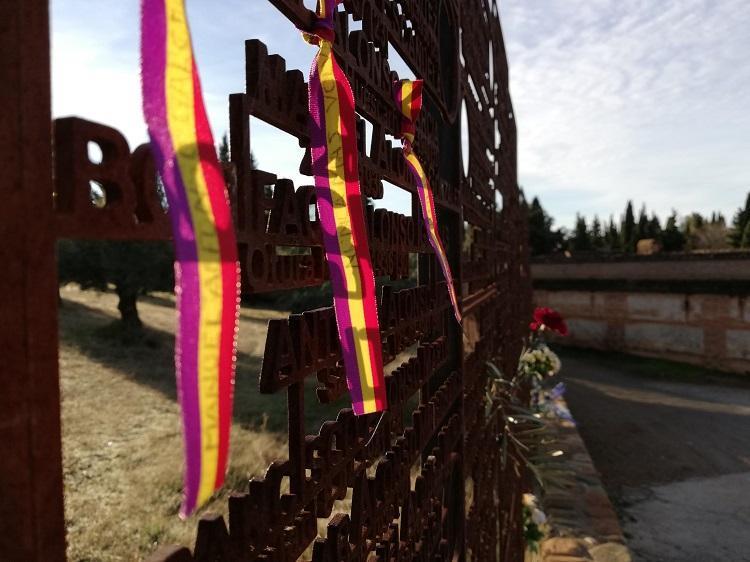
[551,403,575,424]
[549,382,566,400]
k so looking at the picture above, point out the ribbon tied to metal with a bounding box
[395,79,462,324]
[140,0,241,517]
[303,0,387,415]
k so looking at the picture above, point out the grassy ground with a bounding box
[59,286,348,561]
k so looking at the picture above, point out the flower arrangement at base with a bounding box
[483,307,574,554]
[529,307,568,336]
[518,344,561,383]
[536,382,575,427]
[522,306,567,395]
[522,493,548,553]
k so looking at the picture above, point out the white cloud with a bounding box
[51,0,313,188]
[52,2,145,146]
[500,0,750,227]
[52,1,750,229]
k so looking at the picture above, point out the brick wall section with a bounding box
[532,252,750,282]
[531,254,750,374]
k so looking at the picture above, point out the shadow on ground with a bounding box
[559,347,750,492]
[58,296,348,434]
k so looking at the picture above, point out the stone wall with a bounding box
[532,253,750,374]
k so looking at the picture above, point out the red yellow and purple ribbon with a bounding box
[395,79,462,324]
[304,0,386,415]
[141,0,240,517]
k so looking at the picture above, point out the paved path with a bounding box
[559,350,750,562]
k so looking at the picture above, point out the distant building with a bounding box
[636,238,662,255]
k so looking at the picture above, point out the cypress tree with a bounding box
[729,192,750,248]
[636,205,649,242]
[526,196,563,255]
[605,216,621,251]
[661,212,686,252]
[621,201,636,252]
[648,213,662,241]
[591,216,604,250]
[741,221,750,249]
[570,214,592,252]
[218,132,230,164]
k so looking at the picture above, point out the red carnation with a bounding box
[530,307,568,336]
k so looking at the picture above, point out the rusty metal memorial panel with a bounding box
[3,0,531,560]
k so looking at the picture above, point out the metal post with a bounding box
[0,1,66,560]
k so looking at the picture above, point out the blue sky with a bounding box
[52,0,750,229]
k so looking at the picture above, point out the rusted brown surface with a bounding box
[0,1,66,560]
[54,118,172,240]
[3,0,531,560]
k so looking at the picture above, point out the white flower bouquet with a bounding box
[518,344,561,382]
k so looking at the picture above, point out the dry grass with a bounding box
[59,286,346,561]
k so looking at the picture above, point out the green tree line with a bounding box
[525,192,750,256]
